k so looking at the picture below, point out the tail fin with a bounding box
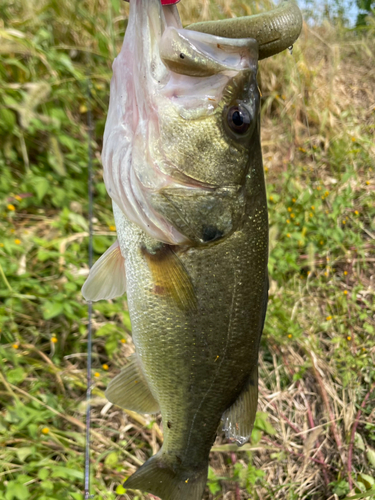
[124,451,207,500]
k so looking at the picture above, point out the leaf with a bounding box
[331,479,350,497]
[93,237,111,254]
[48,136,66,176]
[37,469,49,481]
[115,485,126,495]
[122,312,132,331]
[42,301,64,320]
[343,488,375,499]
[364,323,374,334]
[104,452,118,468]
[68,213,88,231]
[358,473,375,489]
[16,447,33,462]
[7,367,26,384]
[366,448,375,468]
[0,108,16,131]
[95,324,118,337]
[111,0,121,13]
[105,338,118,358]
[33,177,50,202]
[254,412,277,436]
[207,467,221,495]
[5,482,30,500]
[40,480,54,492]
[355,432,365,451]
[50,466,84,480]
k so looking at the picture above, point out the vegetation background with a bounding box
[0,0,374,499]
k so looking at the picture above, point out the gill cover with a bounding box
[101,0,260,245]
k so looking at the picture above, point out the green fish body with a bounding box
[82,1,302,498]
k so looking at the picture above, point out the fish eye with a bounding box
[227,105,252,134]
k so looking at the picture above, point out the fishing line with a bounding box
[84,76,94,500]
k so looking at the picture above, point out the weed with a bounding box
[0,1,374,499]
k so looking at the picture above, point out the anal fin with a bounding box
[81,240,126,302]
[105,353,159,414]
[222,364,258,446]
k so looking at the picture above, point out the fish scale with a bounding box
[110,135,268,495]
[81,0,302,498]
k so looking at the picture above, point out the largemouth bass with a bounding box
[82,1,302,499]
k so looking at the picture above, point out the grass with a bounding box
[0,0,374,499]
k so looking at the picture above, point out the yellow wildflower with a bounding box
[269,196,274,201]
[317,186,322,191]
[102,364,109,370]
[14,239,21,245]
[288,334,292,338]
[0,243,4,247]
[311,206,315,210]
[342,220,346,224]
[326,315,332,321]
[320,240,323,245]
[351,137,356,142]
[12,343,19,349]
[343,290,348,295]
[354,210,359,215]
[41,427,50,434]
[292,198,296,203]
[286,219,290,224]
[286,233,291,238]
[309,213,313,217]
[325,191,329,196]
[347,336,352,341]
[14,195,22,201]
[366,181,370,185]
[121,338,126,344]
[344,271,348,275]
[7,204,15,211]
[94,372,100,378]
[51,337,58,343]
[290,213,295,218]
[109,225,116,231]
[287,207,292,212]
[264,167,269,173]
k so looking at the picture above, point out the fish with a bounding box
[82,1,302,499]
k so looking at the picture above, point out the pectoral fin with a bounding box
[222,364,258,446]
[81,240,126,302]
[142,245,197,313]
[105,353,159,414]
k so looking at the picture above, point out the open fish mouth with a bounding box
[101,0,302,245]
